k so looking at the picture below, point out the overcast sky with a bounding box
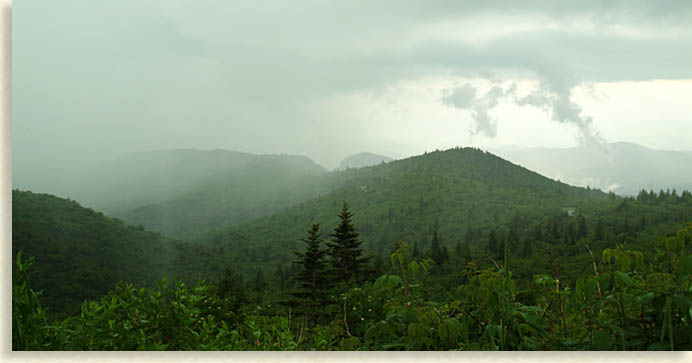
[12,0,692,181]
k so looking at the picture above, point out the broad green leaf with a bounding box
[673,294,690,314]
[614,271,633,287]
[599,273,612,290]
[675,255,692,279]
[374,275,403,291]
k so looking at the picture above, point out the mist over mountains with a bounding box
[12,142,691,239]
[492,142,692,196]
[338,152,394,170]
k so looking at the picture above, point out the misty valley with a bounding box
[11,147,692,351]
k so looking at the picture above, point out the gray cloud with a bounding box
[517,81,606,150]
[442,83,519,138]
[11,0,692,190]
[441,84,477,109]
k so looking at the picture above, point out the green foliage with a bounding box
[327,202,373,283]
[11,147,692,351]
[12,224,692,350]
[11,190,224,317]
[288,224,332,325]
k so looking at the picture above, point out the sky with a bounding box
[12,0,692,181]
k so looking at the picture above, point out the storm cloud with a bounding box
[12,0,692,192]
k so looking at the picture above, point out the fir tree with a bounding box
[638,215,647,232]
[441,245,449,263]
[412,242,420,258]
[577,215,587,239]
[253,268,266,291]
[532,225,544,242]
[594,217,605,241]
[276,264,286,291]
[565,221,576,245]
[327,202,372,283]
[290,223,332,325]
[215,268,249,319]
[431,230,443,265]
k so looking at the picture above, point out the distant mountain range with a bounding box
[491,142,692,196]
[15,149,398,239]
[15,146,692,316]
[338,152,393,170]
[200,147,607,274]
[33,149,332,239]
[16,143,690,242]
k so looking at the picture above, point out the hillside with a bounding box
[338,152,393,170]
[201,147,609,274]
[11,190,223,316]
[13,149,692,351]
[37,149,332,239]
[492,142,692,196]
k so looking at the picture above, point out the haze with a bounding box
[12,1,692,193]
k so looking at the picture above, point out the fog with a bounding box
[12,1,692,194]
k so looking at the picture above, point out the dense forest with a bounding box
[12,148,692,350]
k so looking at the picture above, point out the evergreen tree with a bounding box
[441,245,449,263]
[276,264,286,291]
[638,215,647,232]
[577,215,587,239]
[412,242,420,258]
[520,238,533,257]
[532,225,544,242]
[622,217,631,236]
[215,268,249,321]
[565,221,576,245]
[431,230,443,265]
[290,224,332,325]
[594,217,605,241]
[327,202,372,283]
[253,268,266,291]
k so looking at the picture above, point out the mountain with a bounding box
[338,152,393,170]
[492,142,692,196]
[34,149,332,239]
[11,190,223,316]
[14,148,692,316]
[201,147,608,275]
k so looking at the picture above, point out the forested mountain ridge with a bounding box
[12,148,692,350]
[11,190,221,316]
[202,147,609,275]
[41,149,332,239]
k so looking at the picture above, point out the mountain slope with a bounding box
[492,142,692,196]
[41,149,332,239]
[11,190,223,316]
[201,147,607,274]
[338,152,393,170]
